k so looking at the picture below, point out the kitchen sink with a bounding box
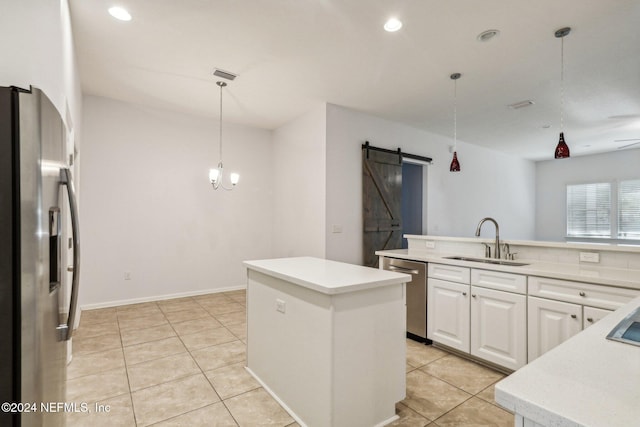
[443,256,529,266]
[607,306,640,347]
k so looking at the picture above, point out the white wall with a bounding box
[535,148,640,241]
[0,0,82,138]
[80,95,273,307]
[325,104,536,265]
[272,104,327,258]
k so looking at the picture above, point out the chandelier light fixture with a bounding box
[449,73,461,172]
[554,27,571,159]
[209,81,240,190]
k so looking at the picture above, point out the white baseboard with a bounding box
[79,284,246,311]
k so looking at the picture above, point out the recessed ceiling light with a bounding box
[108,6,132,21]
[384,18,403,32]
[477,29,500,42]
[542,124,552,129]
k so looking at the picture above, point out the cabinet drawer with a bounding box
[528,276,639,310]
[428,263,470,284]
[471,269,526,294]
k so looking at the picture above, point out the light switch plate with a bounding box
[276,299,286,313]
[580,252,600,263]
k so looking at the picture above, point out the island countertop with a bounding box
[494,295,640,427]
[243,256,410,295]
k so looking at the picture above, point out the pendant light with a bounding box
[449,73,461,172]
[209,81,240,190]
[554,27,571,159]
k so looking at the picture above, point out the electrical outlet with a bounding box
[124,272,131,280]
[332,225,343,234]
[425,240,436,249]
[579,252,600,263]
[276,299,286,313]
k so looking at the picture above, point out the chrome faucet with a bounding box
[475,217,500,259]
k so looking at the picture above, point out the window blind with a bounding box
[566,183,611,237]
[618,179,640,239]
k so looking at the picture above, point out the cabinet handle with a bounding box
[472,294,477,298]
[587,317,594,323]
[579,292,586,297]
[462,292,467,296]
[571,314,577,319]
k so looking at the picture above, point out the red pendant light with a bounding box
[555,132,570,158]
[450,73,462,172]
[450,151,460,172]
[554,27,571,159]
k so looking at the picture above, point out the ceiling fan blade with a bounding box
[617,140,640,149]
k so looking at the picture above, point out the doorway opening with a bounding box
[401,161,426,249]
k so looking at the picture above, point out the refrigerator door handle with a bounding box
[56,168,80,341]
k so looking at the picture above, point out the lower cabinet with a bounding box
[425,264,640,370]
[583,306,612,329]
[471,286,527,370]
[428,277,527,370]
[527,296,582,361]
[427,278,469,352]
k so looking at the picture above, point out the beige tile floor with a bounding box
[66,290,513,426]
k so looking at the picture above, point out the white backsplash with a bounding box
[406,236,640,270]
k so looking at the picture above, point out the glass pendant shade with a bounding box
[554,132,570,159]
[230,173,240,185]
[449,151,461,172]
[209,168,220,184]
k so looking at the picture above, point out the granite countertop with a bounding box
[243,256,410,295]
[494,295,640,427]
[375,249,640,291]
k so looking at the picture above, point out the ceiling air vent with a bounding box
[508,100,535,109]
[213,68,237,81]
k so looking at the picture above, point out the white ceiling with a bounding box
[69,0,640,161]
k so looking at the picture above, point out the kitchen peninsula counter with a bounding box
[495,295,640,427]
[242,257,409,427]
[376,248,640,291]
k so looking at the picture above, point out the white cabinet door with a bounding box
[427,278,470,352]
[583,306,612,329]
[528,296,582,361]
[471,286,527,370]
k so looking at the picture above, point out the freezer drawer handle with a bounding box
[57,168,80,341]
[387,265,419,275]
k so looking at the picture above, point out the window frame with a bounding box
[565,179,640,245]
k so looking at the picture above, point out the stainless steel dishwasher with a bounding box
[381,257,429,343]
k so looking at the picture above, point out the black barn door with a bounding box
[362,148,402,267]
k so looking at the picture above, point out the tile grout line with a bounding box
[72,291,288,426]
[117,301,164,426]
[162,298,238,425]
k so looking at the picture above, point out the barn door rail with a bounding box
[362,141,432,164]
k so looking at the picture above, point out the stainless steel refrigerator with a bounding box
[0,86,80,427]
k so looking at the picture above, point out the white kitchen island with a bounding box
[242,257,410,427]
